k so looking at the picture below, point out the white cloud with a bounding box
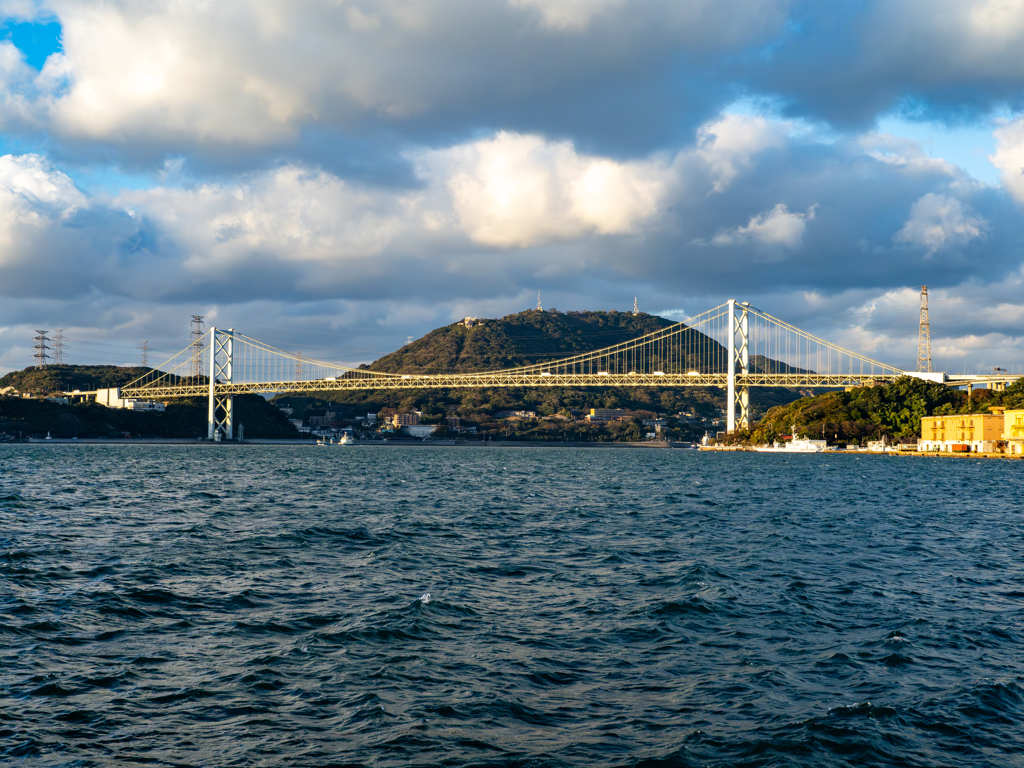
[507,0,788,34]
[0,153,86,245]
[711,203,816,248]
[0,0,41,22]
[119,165,417,271]
[415,131,671,247]
[696,113,789,193]
[991,116,1024,204]
[0,0,786,148]
[966,0,1024,45]
[859,132,959,176]
[893,192,987,253]
[508,0,626,30]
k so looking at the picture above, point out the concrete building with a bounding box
[920,412,1003,453]
[1005,409,1024,455]
[392,411,421,427]
[585,408,630,422]
[94,387,165,412]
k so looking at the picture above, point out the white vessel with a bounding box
[317,433,355,446]
[754,426,827,453]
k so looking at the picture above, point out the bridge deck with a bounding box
[121,372,906,399]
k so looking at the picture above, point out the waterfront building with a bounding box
[392,411,421,427]
[919,412,1003,453]
[585,408,630,422]
[94,387,165,412]
[1005,409,1024,456]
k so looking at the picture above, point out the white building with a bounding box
[94,388,165,412]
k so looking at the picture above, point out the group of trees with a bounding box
[749,376,1024,445]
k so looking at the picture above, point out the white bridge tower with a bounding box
[727,299,750,433]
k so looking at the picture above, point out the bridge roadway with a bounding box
[120,371,913,400]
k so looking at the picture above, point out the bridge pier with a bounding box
[207,327,235,440]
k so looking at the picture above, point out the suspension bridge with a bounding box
[98,300,1017,440]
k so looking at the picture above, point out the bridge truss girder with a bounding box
[123,372,902,401]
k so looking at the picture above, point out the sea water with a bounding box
[2,445,1023,767]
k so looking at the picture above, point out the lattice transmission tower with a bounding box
[190,316,205,379]
[52,329,64,365]
[917,285,932,373]
[33,330,50,367]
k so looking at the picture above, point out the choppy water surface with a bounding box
[2,446,1024,767]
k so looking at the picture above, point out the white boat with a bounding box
[754,425,827,453]
[317,433,354,446]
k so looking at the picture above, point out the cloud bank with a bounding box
[0,0,1023,376]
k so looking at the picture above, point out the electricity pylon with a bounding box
[917,286,932,373]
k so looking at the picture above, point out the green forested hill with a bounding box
[0,365,152,395]
[751,376,1024,443]
[367,309,678,374]
[275,309,807,439]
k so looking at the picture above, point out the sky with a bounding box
[2,0,1024,376]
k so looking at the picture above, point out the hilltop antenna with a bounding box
[537,291,542,311]
[633,297,639,316]
[917,286,932,373]
[33,330,50,367]
[52,329,64,365]
[141,340,149,367]
[190,315,205,379]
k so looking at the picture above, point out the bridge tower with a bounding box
[727,300,750,432]
[207,327,234,440]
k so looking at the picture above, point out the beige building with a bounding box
[392,411,421,427]
[1005,409,1024,455]
[920,411,1003,453]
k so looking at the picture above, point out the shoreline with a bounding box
[699,445,1024,459]
[3,438,701,449]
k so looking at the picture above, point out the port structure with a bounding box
[103,299,998,440]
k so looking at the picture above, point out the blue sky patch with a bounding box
[2,20,62,69]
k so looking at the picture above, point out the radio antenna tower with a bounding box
[141,340,149,367]
[190,315,205,379]
[52,329,64,365]
[33,330,50,367]
[537,291,542,311]
[917,285,932,373]
[633,297,639,316]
